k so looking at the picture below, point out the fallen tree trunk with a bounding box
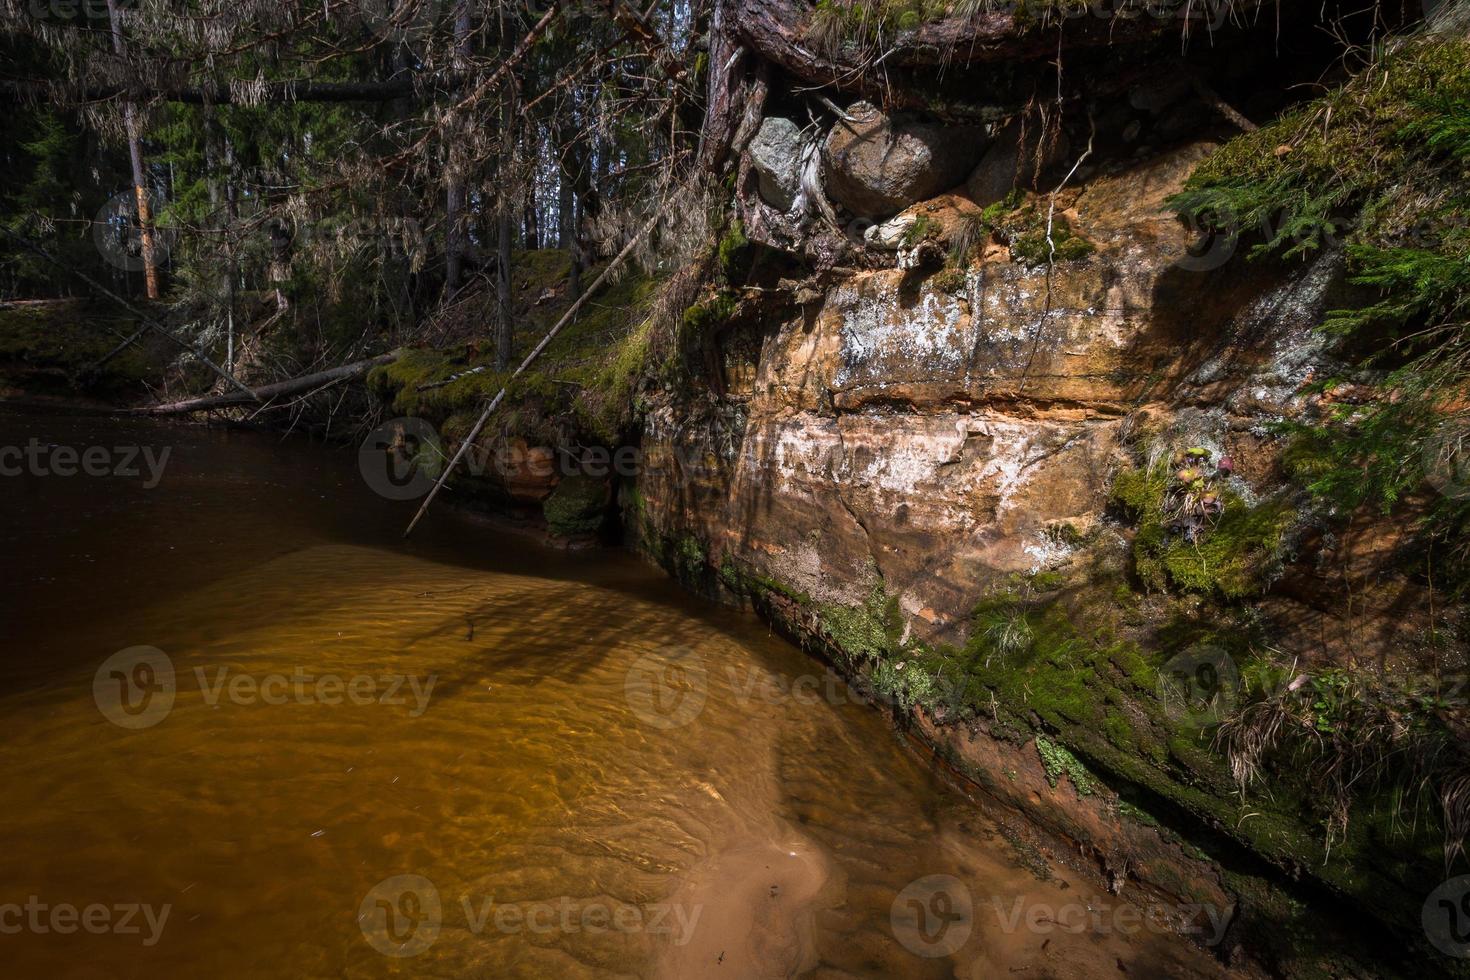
[135,352,398,415]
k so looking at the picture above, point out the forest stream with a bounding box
[0,407,1229,978]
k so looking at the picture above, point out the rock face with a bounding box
[644,144,1252,641]
[748,116,805,212]
[965,116,1071,206]
[633,141,1445,968]
[822,102,986,220]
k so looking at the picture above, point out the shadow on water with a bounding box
[0,403,761,695]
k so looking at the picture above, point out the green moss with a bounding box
[1115,799,1160,829]
[1008,212,1095,265]
[928,267,966,294]
[980,188,1024,226]
[367,252,656,449]
[676,533,705,571]
[1103,707,1135,750]
[542,474,610,538]
[1172,35,1470,261]
[681,291,736,337]
[749,574,812,605]
[1111,460,1295,599]
[716,219,749,282]
[900,213,938,247]
[1169,31,1470,582]
[574,317,651,443]
[718,555,743,594]
[0,301,156,396]
[1036,734,1098,796]
[818,577,904,663]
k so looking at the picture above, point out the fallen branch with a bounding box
[134,352,398,415]
[416,365,488,391]
[402,205,665,537]
[1188,75,1258,133]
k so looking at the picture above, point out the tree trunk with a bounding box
[445,0,472,296]
[137,353,398,415]
[557,122,575,250]
[495,88,515,370]
[104,0,161,300]
[223,134,239,372]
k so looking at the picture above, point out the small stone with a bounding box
[863,213,917,250]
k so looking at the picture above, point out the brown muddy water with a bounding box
[0,408,1226,979]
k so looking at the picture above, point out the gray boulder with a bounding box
[748,116,806,212]
[822,102,986,220]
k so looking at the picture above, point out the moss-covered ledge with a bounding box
[644,521,1464,977]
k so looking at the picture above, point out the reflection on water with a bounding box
[0,408,1224,978]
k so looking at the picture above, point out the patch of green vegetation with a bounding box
[1220,660,1468,868]
[0,301,156,396]
[680,291,736,339]
[974,191,1093,265]
[749,555,1450,938]
[716,219,750,282]
[1007,212,1095,265]
[367,251,656,449]
[1115,799,1160,828]
[1172,35,1470,261]
[718,554,743,594]
[980,188,1025,226]
[928,267,967,294]
[749,573,812,605]
[1112,459,1295,599]
[818,576,904,663]
[900,213,938,247]
[676,533,706,571]
[648,530,712,588]
[1036,734,1098,795]
[1103,707,1135,750]
[1169,29,1470,582]
[541,474,609,538]
[574,317,651,443]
